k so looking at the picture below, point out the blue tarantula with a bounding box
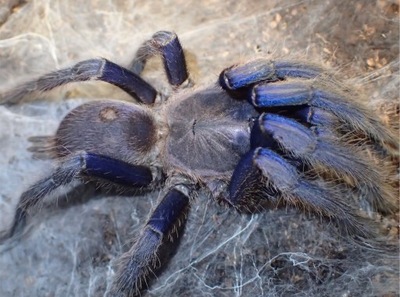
[0,31,398,296]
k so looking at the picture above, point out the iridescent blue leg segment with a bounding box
[219,59,324,90]
[113,186,190,296]
[252,113,398,213]
[0,151,152,241]
[84,153,152,187]
[130,31,189,86]
[99,59,157,104]
[228,148,370,236]
[0,58,157,105]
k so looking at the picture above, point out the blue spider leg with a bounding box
[251,80,399,152]
[0,58,157,105]
[228,148,372,237]
[113,186,190,296]
[0,151,153,242]
[219,59,325,90]
[253,113,398,214]
[129,31,189,86]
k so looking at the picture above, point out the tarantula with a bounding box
[0,31,398,296]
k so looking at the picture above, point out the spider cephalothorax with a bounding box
[0,31,398,296]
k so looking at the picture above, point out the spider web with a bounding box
[0,0,398,296]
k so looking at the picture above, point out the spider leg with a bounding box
[0,58,157,105]
[219,59,325,90]
[227,148,372,237]
[0,151,153,242]
[129,31,189,87]
[251,113,398,214]
[111,186,190,296]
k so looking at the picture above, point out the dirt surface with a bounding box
[0,0,399,296]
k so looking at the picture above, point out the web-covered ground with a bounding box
[0,0,399,296]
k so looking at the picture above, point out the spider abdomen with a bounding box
[164,87,258,178]
[54,100,158,165]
